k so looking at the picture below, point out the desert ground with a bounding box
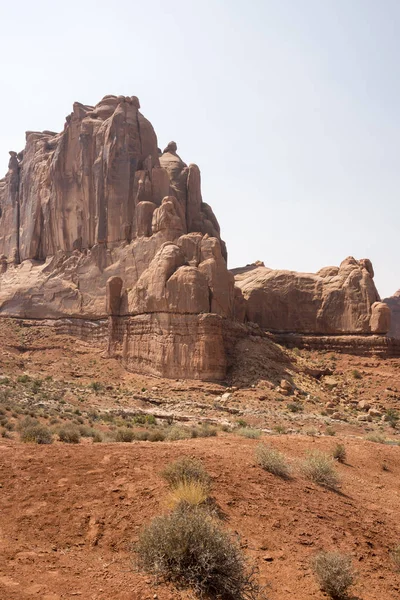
[1,318,400,600]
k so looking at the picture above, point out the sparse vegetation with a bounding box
[333,443,346,463]
[58,425,81,444]
[365,433,387,444]
[161,457,211,491]
[301,451,340,490]
[20,421,53,444]
[311,551,355,599]
[386,408,399,429]
[286,402,303,413]
[115,427,136,442]
[136,508,260,599]
[352,369,362,380]
[167,480,209,510]
[390,544,400,571]
[255,444,291,479]
[236,427,261,439]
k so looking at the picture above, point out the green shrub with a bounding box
[236,427,261,439]
[136,508,260,599]
[59,425,81,444]
[301,451,340,490]
[311,551,355,599]
[161,457,211,491]
[333,443,346,463]
[256,444,291,479]
[21,424,53,444]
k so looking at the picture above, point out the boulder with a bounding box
[384,291,400,339]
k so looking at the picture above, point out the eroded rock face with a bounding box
[0,95,240,380]
[233,257,390,334]
[384,291,400,339]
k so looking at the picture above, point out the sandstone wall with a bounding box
[233,257,390,335]
[384,291,400,339]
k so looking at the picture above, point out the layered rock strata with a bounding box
[0,95,238,380]
[233,257,391,335]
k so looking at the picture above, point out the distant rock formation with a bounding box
[0,95,393,380]
[232,257,391,335]
[384,291,400,339]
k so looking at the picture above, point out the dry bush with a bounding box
[391,544,400,571]
[136,508,260,599]
[115,428,136,442]
[161,457,211,491]
[58,425,81,444]
[166,425,191,441]
[191,424,218,438]
[301,451,340,490]
[237,427,261,439]
[148,429,166,442]
[333,444,346,463]
[92,430,103,443]
[255,444,291,479]
[365,433,387,444]
[311,551,355,598]
[20,423,53,444]
[167,480,209,510]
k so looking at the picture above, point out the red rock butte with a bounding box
[0,95,397,380]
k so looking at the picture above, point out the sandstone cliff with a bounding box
[384,291,400,339]
[232,257,391,335]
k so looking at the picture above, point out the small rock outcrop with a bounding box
[232,257,390,335]
[384,291,400,339]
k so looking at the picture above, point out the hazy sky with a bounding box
[1,0,399,297]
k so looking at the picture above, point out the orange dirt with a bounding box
[1,319,400,599]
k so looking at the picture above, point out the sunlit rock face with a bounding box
[384,291,400,339]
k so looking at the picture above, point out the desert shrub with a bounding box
[301,451,340,490]
[166,425,191,441]
[273,425,287,434]
[89,381,103,393]
[255,444,291,479]
[58,425,81,444]
[135,430,150,441]
[352,369,362,380]
[161,457,211,491]
[92,430,103,443]
[21,423,53,444]
[78,425,96,437]
[17,374,31,384]
[365,433,387,444]
[311,551,355,599]
[148,429,165,442]
[115,428,136,442]
[236,419,248,427]
[167,480,209,510]
[386,408,399,429]
[191,424,218,438]
[390,544,400,571]
[236,427,261,439]
[333,444,346,463]
[136,508,260,599]
[286,402,303,413]
[326,426,336,436]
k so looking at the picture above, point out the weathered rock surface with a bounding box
[0,95,240,380]
[233,257,390,334]
[384,291,400,339]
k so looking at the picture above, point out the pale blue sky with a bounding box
[1,0,399,297]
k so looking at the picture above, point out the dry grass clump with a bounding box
[301,451,340,490]
[166,425,191,441]
[115,428,136,442]
[332,443,346,463]
[236,427,262,439]
[390,544,400,571]
[161,457,212,491]
[311,551,355,598]
[365,432,387,444]
[167,480,209,510]
[58,425,81,444]
[255,444,291,479]
[136,507,260,599]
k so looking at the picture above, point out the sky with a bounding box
[1,0,399,298]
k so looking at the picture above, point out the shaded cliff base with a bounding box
[1,319,400,600]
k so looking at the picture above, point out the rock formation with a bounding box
[0,94,394,380]
[0,95,239,379]
[384,291,400,339]
[233,257,391,334]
